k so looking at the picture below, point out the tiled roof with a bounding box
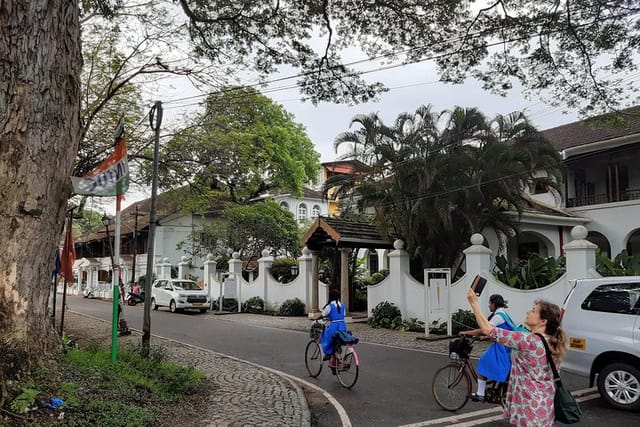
[302,216,394,250]
[541,107,640,151]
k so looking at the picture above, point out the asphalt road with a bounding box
[61,296,638,427]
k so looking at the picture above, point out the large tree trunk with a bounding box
[0,1,82,381]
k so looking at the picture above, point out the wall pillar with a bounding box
[298,247,312,314]
[178,256,190,279]
[340,247,351,315]
[309,250,320,317]
[203,253,217,305]
[155,257,172,280]
[258,249,273,309]
[563,225,598,291]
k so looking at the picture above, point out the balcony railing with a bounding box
[567,188,640,207]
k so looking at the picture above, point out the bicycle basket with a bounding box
[309,321,324,340]
[449,338,472,359]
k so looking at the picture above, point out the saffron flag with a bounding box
[71,138,129,196]
[60,226,76,282]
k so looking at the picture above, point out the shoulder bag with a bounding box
[535,333,582,424]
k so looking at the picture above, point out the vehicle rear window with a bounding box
[581,283,640,315]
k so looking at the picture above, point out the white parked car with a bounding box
[561,277,640,411]
[151,278,210,313]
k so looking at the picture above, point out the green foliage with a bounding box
[10,387,40,413]
[270,258,299,284]
[367,302,431,332]
[182,200,301,259]
[368,301,404,330]
[158,86,320,201]
[493,254,566,289]
[62,345,206,399]
[327,106,565,273]
[596,249,640,276]
[278,298,305,317]
[241,296,265,314]
[452,309,479,335]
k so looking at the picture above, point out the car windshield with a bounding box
[172,281,200,291]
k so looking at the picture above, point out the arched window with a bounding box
[297,203,307,222]
[279,201,289,210]
[312,204,321,218]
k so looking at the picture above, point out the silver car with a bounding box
[561,277,640,411]
[151,278,211,313]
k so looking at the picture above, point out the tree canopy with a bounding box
[179,200,302,260]
[174,0,640,114]
[148,86,320,203]
[325,105,564,274]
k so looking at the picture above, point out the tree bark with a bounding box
[0,1,82,380]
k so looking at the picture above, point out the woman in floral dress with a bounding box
[466,288,566,427]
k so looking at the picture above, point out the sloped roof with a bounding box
[541,107,640,151]
[302,216,394,250]
[75,188,228,244]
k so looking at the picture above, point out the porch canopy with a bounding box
[302,216,394,315]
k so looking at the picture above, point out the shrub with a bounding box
[211,298,238,312]
[269,258,298,283]
[241,296,265,313]
[493,254,566,289]
[368,301,404,329]
[451,309,478,335]
[596,249,640,276]
[278,297,305,316]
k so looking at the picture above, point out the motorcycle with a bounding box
[126,290,145,306]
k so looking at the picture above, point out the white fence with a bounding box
[64,226,600,321]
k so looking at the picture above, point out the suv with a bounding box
[151,278,211,313]
[561,277,640,411]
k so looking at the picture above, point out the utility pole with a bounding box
[130,205,145,285]
[142,101,162,356]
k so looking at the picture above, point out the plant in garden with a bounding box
[452,309,479,335]
[493,254,566,289]
[241,296,265,314]
[278,298,306,316]
[270,258,299,284]
[368,301,404,330]
[212,298,239,312]
[596,249,640,276]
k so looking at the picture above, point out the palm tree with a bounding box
[325,105,564,276]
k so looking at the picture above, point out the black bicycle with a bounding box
[432,336,508,411]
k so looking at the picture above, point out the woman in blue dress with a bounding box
[320,290,347,359]
[460,294,515,401]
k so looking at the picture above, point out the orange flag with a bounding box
[60,225,76,282]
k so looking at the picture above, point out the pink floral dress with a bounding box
[489,328,558,427]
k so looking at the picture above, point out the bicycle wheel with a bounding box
[432,362,471,411]
[335,348,359,389]
[305,340,323,377]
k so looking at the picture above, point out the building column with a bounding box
[309,250,320,318]
[340,247,351,315]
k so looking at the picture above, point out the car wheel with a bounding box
[151,298,158,311]
[597,362,640,411]
[169,300,177,313]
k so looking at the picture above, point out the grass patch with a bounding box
[1,342,207,427]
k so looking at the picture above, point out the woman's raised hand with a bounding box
[466,288,479,305]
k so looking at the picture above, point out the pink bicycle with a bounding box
[305,320,360,389]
